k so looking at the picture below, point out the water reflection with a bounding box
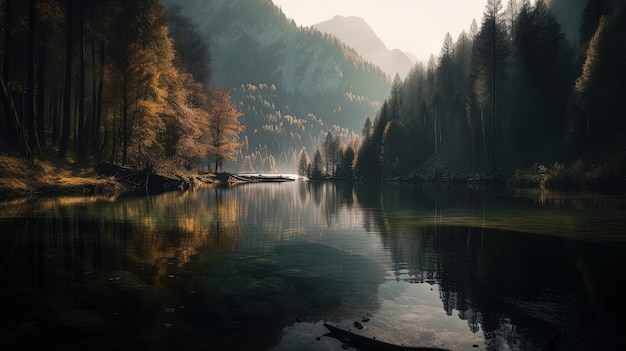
[348,182,626,350]
[1,182,625,350]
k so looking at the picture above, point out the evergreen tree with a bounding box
[296,147,311,177]
[310,149,323,180]
[323,131,341,176]
[362,116,372,137]
[337,145,355,179]
[472,0,511,169]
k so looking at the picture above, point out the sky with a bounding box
[271,0,490,63]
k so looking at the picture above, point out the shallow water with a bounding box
[1,182,625,350]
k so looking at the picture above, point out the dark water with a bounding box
[1,182,626,351]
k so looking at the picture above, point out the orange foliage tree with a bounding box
[206,89,245,172]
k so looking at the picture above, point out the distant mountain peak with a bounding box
[313,15,414,79]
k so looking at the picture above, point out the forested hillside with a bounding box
[2,0,624,188]
[167,0,391,172]
[0,0,243,173]
[351,0,626,188]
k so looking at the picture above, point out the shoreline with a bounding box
[2,152,624,200]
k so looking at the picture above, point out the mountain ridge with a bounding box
[313,15,415,79]
[164,0,391,172]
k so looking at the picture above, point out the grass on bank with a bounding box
[0,148,220,199]
[0,150,119,198]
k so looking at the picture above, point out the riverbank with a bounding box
[0,152,219,199]
[1,151,301,200]
[0,152,122,198]
[391,146,626,192]
[3,146,625,199]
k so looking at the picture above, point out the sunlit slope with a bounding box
[167,0,391,172]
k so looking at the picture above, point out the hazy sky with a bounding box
[271,0,490,63]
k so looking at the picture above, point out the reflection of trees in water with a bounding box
[0,188,245,293]
[356,183,626,351]
[0,189,251,350]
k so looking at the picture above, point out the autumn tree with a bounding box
[573,4,626,145]
[206,89,245,172]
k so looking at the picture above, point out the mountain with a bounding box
[313,15,415,79]
[164,0,391,172]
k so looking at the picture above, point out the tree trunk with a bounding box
[58,0,73,158]
[77,0,87,161]
[491,13,497,171]
[1,79,32,158]
[1,0,15,147]
[122,76,128,166]
[26,0,41,157]
[36,40,46,147]
[97,41,105,157]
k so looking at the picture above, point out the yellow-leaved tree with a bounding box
[206,89,245,172]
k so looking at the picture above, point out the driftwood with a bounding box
[214,172,296,186]
[95,162,135,178]
[323,323,451,351]
[95,162,194,195]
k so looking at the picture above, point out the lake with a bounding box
[1,181,625,350]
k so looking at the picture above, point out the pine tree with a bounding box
[310,150,323,180]
[296,147,311,177]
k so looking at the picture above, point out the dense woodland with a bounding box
[357,0,626,184]
[299,0,626,187]
[2,0,625,189]
[0,0,243,172]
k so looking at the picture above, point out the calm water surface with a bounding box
[1,182,626,351]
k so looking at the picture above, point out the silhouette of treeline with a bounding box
[0,0,245,172]
[168,0,391,173]
[350,0,626,185]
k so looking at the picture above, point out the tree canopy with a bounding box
[0,0,244,174]
[350,0,626,182]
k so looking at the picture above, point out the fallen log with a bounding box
[95,162,193,196]
[95,162,135,178]
[323,323,451,351]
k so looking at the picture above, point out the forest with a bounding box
[355,0,626,187]
[0,0,243,173]
[1,0,625,190]
[299,0,626,189]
